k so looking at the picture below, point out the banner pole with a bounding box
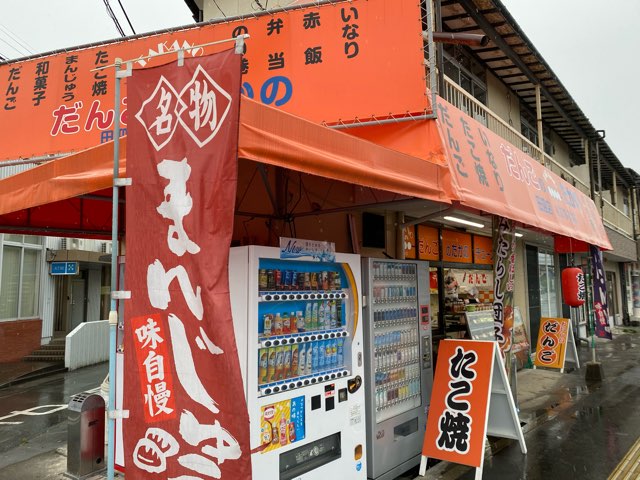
[106,58,123,480]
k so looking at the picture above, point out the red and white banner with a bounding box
[123,49,251,478]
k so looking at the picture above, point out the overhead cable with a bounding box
[102,0,126,37]
[116,0,137,35]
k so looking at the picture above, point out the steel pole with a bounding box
[107,59,122,480]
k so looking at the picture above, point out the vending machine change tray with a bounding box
[279,432,342,480]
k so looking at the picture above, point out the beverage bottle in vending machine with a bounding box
[290,344,299,377]
[267,348,277,383]
[311,302,319,331]
[275,346,284,380]
[318,340,326,370]
[263,314,273,337]
[282,312,291,334]
[296,310,305,332]
[311,341,319,372]
[330,339,337,367]
[317,301,326,330]
[307,342,314,374]
[274,313,283,336]
[330,301,337,328]
[289,312,297,333]
[337,338,344,366]
[323,302,331,329]
[279,417,288,446]
[258,348,269,384]
[336,301,342,327]
[283,345,292,379]
[305,303,312,330]
[298,343,306,376]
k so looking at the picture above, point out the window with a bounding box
[520,107,554,156]
[538,249,558,317]
[0,235,42,320]
[442,46,488,105]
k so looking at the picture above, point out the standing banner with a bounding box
[533,317,579,371]
[590,245,612,339]
[123,49,251,478]
[493,216,517,355]
[420,340,525,477]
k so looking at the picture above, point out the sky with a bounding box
[1,0,638,173]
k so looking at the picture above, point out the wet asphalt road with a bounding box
[450,330,640,479]
[0,363,107,456]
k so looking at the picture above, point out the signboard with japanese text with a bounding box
[122,50,251,478]
[473,235,493,265]
[590,245,613,339]
[442,229,472,264]
[417,225,439,261]
[259,397,305,453]
[403,226,416,259]
[436,99,611,251]
[421,340,526,474]
[493,217,516,356]
[533,317,570,370]
[279,237,335,262]
[0,0,428,162]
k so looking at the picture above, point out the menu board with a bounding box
[465,310,494,341]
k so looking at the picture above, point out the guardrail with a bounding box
[65,320,109,370]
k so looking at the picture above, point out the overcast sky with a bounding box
[1,0,638,173]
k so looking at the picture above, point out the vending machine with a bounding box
[361,258,434,480]
[229,245,367,480]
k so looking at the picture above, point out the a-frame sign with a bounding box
[420,340,526,479]
[533,317,580,373]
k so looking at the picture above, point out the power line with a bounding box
[116,0,136,35]
[0,24,35,55]
[102,0,126,37]
[211,0,227,17]
[0,34,29,58]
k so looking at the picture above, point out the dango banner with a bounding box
[123,49,251,478]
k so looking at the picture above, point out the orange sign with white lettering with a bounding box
[417,225,440,261]
[0,0,428,161]
[473,235,493,265]
[442,229,472,263]
[422,340,494,468]
[533,317,569,369]
[404,226,416,259]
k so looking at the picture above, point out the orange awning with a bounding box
[0,97,455,237]
[350,100,612,251]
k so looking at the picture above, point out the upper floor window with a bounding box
[443,45,487,104]
[520,107,554,156]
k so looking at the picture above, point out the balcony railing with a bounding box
[443,76,634,239]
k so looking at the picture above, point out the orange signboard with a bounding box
[0,0,428,162]
[473,235,493,265]
[403,226,416,259]
[441,229,472,263]
[422,340,494,468]
[417,225,439,261]
[533,317,570,369]
[436,99,611,251]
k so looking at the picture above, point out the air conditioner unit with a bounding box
[101,242,113,254]
[64,238,86,250]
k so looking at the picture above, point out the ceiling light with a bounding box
[443,216,484,229]
[515,232,524,238]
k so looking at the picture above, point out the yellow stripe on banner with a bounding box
[342,263,359,337]
[608,436,640,480]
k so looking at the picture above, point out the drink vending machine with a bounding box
[361,258,434,480]
[229,246,367,480]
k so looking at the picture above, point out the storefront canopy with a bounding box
[350,99,612,251]
[0,97,455,238]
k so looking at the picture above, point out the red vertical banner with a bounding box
[493,216,516,355]
[123,49,251,478]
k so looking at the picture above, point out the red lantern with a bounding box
[562,267,586,307]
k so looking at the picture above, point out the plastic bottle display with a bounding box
[257,262,351,394]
